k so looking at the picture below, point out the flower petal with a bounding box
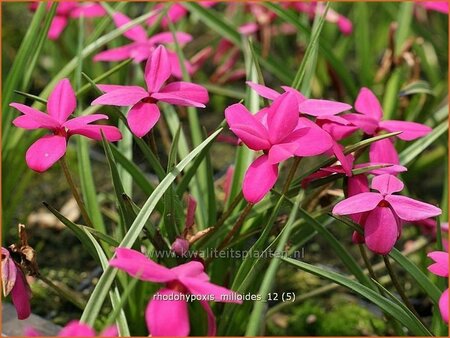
[348,175,370,196]
[91,86,148,106]
[371,174,404,195]
[69,125,123,142]
[146,289,190,337]
[355,87,383,121]
[127,102,160,138]
[109,248,176,282]
[427,251,449,277]
[70,4,106,18]
[26,135,67,172]
[243,155,279,204]
[180,276,243,303]
[246,81,280,100]
[93,44,133,62]
[364,207,399,255]
[332,141,352,176]
[48,16,68,40]
[332,192,383,215]
[112,12,147,42]
[1,248,17,296]
[281,86,307,105]
[379,120,432,141]
[342,113,379,135]
[386,195,442,221]
[225,103,270,151]
[148,31,193,45]
[267,92,300,144]
[298,99,352,116]
[145,45,171,93]
[58,321,96,337]
[11,269,31,320]
[199,300,217,336]
[47,78,77,123]
[439,289,449,323]
[172,261,209,281]
[288,118,333,156]
[63,114,109,129]
[369,138,399,164]
[10,103,60,130]
[267,142,299,164]
[153,82,209,107]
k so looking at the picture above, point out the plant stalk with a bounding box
[59,156,94,229]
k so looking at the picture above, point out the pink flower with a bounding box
[92,45,209,138]
[290,2,353,35]
[30,2,105,40]
[25,320,117,336]
[419,1,449,14]
[303,154,407,189]
[109,248,242,336]
[147,2,216,28]
[94,12,193,78]
[225,92,334,203]
[427,251,449,323]
[247,81,354,174]
[10,79,122,172]
[345,88,432,164]
[1,247,31,320]
[333,174,441,254]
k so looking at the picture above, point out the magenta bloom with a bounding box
[290,2,352,35]
[25,320,117,337]
[427,251,449,323]
[92,45,209,138]
[247,81,354,174]
[333,174,441,254]
[147,2,216,28]
[225,92,334,203]
[10,79,122,172]
[94,12,193,78]
[30,2,105,40]
[109,248,242,336]
[419,1,449,14]
[344,88,432,164]
[1,247,31,320]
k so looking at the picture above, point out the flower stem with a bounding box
[37,273,86,310]
[383,255,424,322]
[59,156,93,228]
[281,157,301,195]
[215,202,254,253]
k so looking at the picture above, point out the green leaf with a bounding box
[354,2,373,87]
[263,2,358,96]
[110,145,157,198]
[82,230,130,336]
[43,202,101,264]
[389,248,442,305]
[2,3,56,142]
[245,193,303,335]
[281,258,432,336]
[80,128,222,326]
[394,2,414,56]
[399,80,435,96]
[292,2,329,91]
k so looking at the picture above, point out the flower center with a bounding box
[166,280,189,293]
[142,96,157,104]
[377,200,390,207]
